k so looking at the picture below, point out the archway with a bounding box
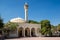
[31,28,35,37]
[25,28,30,37]
[18,27,23,37]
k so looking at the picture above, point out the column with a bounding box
[35,28,39,37]
[23,28,25,37]
[30,28,31,37]
[35,28,37,37]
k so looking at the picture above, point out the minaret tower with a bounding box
[24,2,28,23]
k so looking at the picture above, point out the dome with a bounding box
[10,17,25,23]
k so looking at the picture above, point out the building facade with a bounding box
[8,3,41,37]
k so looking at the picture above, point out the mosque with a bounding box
[8,3,41,37]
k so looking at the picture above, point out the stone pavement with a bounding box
[5,37,60,40]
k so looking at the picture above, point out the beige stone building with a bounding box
[8,3,41,37]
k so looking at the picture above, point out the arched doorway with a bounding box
[18,27,23,37]
[31,28,35,37]
[25,28,30,37]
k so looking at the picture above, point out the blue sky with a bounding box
[0,0,60,26]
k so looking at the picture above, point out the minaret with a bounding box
[24,2,28,23]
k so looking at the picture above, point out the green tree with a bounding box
[4,22,18,30]
[57,24,60,31]
[40,20,52,36]
[56,24,60,36]
[28,20,39,24]
[51,25,56,33]
[4,22,18,37]
[0,17,4,29]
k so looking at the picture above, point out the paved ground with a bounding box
[5,37,60,40]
